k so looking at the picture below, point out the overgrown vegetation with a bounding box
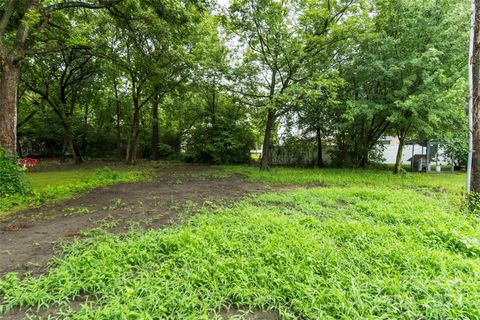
[0,166,152,216]
[0,147,30,198]
[1,168,477,319]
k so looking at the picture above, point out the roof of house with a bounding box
[407,154,426,162]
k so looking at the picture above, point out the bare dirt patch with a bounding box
[0,164,271,277]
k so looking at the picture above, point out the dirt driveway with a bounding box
[0,164,269,277]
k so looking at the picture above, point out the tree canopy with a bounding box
[0,0,469,171]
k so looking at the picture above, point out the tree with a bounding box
[22,49,97,163]
[0,0,120,156]
[296,75,343,167]
[333,0,468,169]
[384,0,469,174]
[227,0,359,170]
[97,0,204,164]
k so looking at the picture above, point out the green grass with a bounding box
[222,165,466,194]
[26,170,110,190]
[1,167,478,319]
[0,166,153,216]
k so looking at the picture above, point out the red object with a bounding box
[18,158,39,171]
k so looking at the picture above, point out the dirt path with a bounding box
[0,164,269,277]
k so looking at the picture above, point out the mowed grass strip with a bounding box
[1,169,479,319]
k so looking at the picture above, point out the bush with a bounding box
[467,192,480,216]
[0,148,31,197]
[157,143,175,159]
[186,120,255,164]
[92,167,121,181]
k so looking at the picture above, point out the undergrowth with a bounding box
[1,168,478,319]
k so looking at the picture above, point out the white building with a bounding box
[379,136,451,166]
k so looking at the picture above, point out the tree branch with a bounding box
[0,0,19,43]
[40,0,122,14]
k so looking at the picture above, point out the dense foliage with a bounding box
[0,148,30,198]
[0,0,469,170]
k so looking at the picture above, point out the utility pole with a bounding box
[468,0,480,194]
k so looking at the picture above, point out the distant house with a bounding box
[378,137,451,167]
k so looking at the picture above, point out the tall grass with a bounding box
[1,167,478,319]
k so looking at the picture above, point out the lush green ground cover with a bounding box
[1,167,478,319]
[223,166,466,195]
[0,166,153,216]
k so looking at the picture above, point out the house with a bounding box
[379,137,451,168]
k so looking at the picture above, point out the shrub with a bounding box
[93,167,120,181]
[157,143,175,159]
[186,120,255,164]
[467,192,480,216]
[0,148,31,197]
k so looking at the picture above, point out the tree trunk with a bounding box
[61,136,68,163]
[62,123,82,164]
[473,71,480,190]
[393,135,406,174]
[360,153,369,168]
[316,127,324,167]
[113,71,123,159]
[71,139,83,164]
[126,105,140,165]
[81,104,88,156]
[150,92,159,160]
[0,60,20,156]
[260,110,276,171]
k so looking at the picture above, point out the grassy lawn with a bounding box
[1,167,479,319]
[25,167,145,190]
[0,165,153,216]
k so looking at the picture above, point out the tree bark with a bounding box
[71,139,83,164]
[360,153,369,168]
[0,60,20,156]
[393,135,406,174]
[260,110,276,171]
[61,122,83,164]
[81,104,88,156]
[316,127,324,167]
[151,91,159,160]
[473,60,480,190]
[113,70,123,159]
[126,105,140,165]
[61,135,68,163]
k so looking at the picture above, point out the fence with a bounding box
[268,145,333,167]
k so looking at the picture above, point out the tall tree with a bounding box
[228,0,359,170]
[332,0,468,169]
[22,49,97,163]
[0,0,119,156]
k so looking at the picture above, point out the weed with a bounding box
[63,207,93,217]
[102,198,123,211]
[0,167,477,319]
